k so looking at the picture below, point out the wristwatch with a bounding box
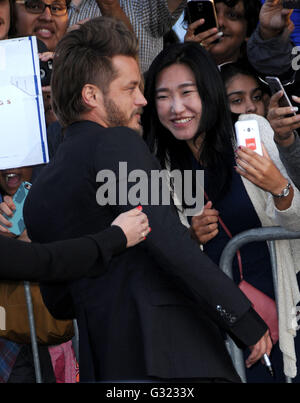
[271,182,291,198]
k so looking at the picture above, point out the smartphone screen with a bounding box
[187,0,218,35]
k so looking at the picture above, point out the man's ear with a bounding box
[81,84,103,108]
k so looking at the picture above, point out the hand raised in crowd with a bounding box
[267,91,300,147]
[0,195,15,236]
[39,52,56,126]
[235,143,294,211]
[184,19,223,50]
[67,18,91,32]
[259,0,294,40]
[190,201,219,245]
[111,206,151,247]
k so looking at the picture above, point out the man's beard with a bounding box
[103,97,143,135]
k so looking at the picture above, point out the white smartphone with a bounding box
[235,120,263,156]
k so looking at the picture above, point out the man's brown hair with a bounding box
[51,17,139,127]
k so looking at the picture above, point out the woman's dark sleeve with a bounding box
[0,225,126,282]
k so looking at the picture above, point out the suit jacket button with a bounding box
[229,316,237,323]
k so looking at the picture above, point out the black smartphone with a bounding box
[39,58,53,87]
[265,76,296,117]
[186,0,219,35]
[283,0,300,8]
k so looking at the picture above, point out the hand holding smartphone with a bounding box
[186,0,219,35]
[2,182,32,236]
[235,120,263,156]
[265,76,297,118]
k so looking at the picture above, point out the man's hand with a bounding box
[246,330,273,368]
[259,0,294,40]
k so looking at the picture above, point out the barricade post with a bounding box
[219,226,300,383]
[24,281,43,383]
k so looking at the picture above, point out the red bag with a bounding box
[238,279,279,344]
[204,192,279,344]
[224,220,279,344]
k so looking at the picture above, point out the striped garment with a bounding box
[68,0,186,72]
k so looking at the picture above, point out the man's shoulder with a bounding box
[95,125,148,151]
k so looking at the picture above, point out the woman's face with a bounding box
[225,73,267,116]
[210,0,248,65]
[0,167,32,196]
[0,0,10,40]
[155,63,203,147]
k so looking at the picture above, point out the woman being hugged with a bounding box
[142,41,300,383]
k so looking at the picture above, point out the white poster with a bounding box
[0,36,49,169]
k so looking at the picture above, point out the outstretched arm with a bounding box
[95,0,133,32]
[167,0,187,13]
[0,207,149,282]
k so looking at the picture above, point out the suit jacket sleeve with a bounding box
[94,127,267,347]
[0,225,126,282]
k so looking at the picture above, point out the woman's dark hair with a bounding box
[142,41,235,203]
[219,59,262,88]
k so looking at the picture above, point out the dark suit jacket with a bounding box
[0,226,126,282]
[24,121,267,382]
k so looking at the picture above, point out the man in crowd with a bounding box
[67,0,187,72]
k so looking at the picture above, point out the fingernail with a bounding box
[137,205,142,211]
[292,106,298,112]
[217,31,223,37]
[149,227,151,232]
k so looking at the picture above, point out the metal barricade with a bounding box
[24,281,43,383]
[24,286,80,383]
[219,226,300,383]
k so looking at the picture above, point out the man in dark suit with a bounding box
[24,17,272,382]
